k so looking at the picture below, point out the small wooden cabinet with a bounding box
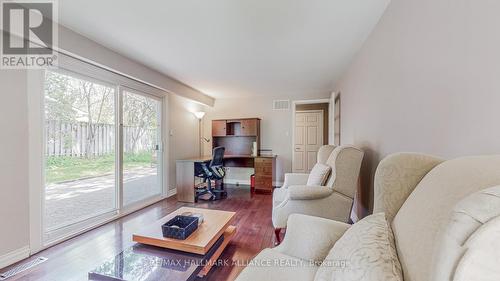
[254,156,276,193]
[212,118,260,138]
[212,120,227,137]
[212,118,260,156]
[240,119,258,136]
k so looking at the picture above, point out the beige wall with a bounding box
[0,69,201,264]
[168,94,208,190]
[336,0,500,218]
[0,70,30,259]
[202,95,328,184]
[0,28,207,265]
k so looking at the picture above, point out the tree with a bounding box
[123,92,157,153]
[44,71,78,122]
[79,80,114,157]
[44,71,115,158]
[44,71,158,158]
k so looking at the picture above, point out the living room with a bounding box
[1,0,500,280]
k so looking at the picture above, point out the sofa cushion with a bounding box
[453,216,500,281]
[275,214,350,263]
[431,185,500,281]
[392,156,500,281]
[307,163,331,186]
[236,248,318,281]
[314,213,403,281]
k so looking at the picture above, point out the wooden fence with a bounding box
[45,120,157,157]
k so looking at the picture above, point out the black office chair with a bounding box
[195,147,227,202]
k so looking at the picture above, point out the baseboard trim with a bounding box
[0,246,30,269]
[224,179,251,185]
[224,179,284,187]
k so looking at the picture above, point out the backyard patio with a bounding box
[45,167,160,230]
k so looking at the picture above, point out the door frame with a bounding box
[119,86,165,212]
[294,110,324,173]
[291,99,330,173]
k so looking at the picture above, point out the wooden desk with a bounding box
[176,155,277,202]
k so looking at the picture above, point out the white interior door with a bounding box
[293,111,324,173]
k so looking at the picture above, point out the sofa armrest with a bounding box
[275,214,350,262]
[288,185,333,200]
[374,153,443,221]
[282,173,309,188]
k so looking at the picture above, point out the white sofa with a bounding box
[236,153,500,281]
[272,145,364,235]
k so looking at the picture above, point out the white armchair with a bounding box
[236,153,500,281]
[235,214,351,281]
[272,145,364,242]
[273,145,336,203]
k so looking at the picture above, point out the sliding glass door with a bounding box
[42,68,163,243]
[44,70,118,233]
[122,90,162,206]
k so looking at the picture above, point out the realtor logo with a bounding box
[1,0,57,68]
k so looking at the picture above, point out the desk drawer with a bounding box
[254,165,273,175]
[255,158,273,168]
[254,156,276,193]
[255,176,273,191]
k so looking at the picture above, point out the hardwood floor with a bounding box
[2,186,274,281]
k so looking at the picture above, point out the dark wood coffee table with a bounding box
[89,207,236,280]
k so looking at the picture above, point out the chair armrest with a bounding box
[275,214,350,262]
[282,173,309,188]
[288,185,333,200]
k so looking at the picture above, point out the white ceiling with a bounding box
[58,0,390,99]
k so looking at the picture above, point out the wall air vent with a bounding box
[273,100,290,110]
[0,257,48,280]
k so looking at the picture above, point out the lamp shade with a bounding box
[193,111,206,119]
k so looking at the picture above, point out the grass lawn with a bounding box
[46,152,155,184]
